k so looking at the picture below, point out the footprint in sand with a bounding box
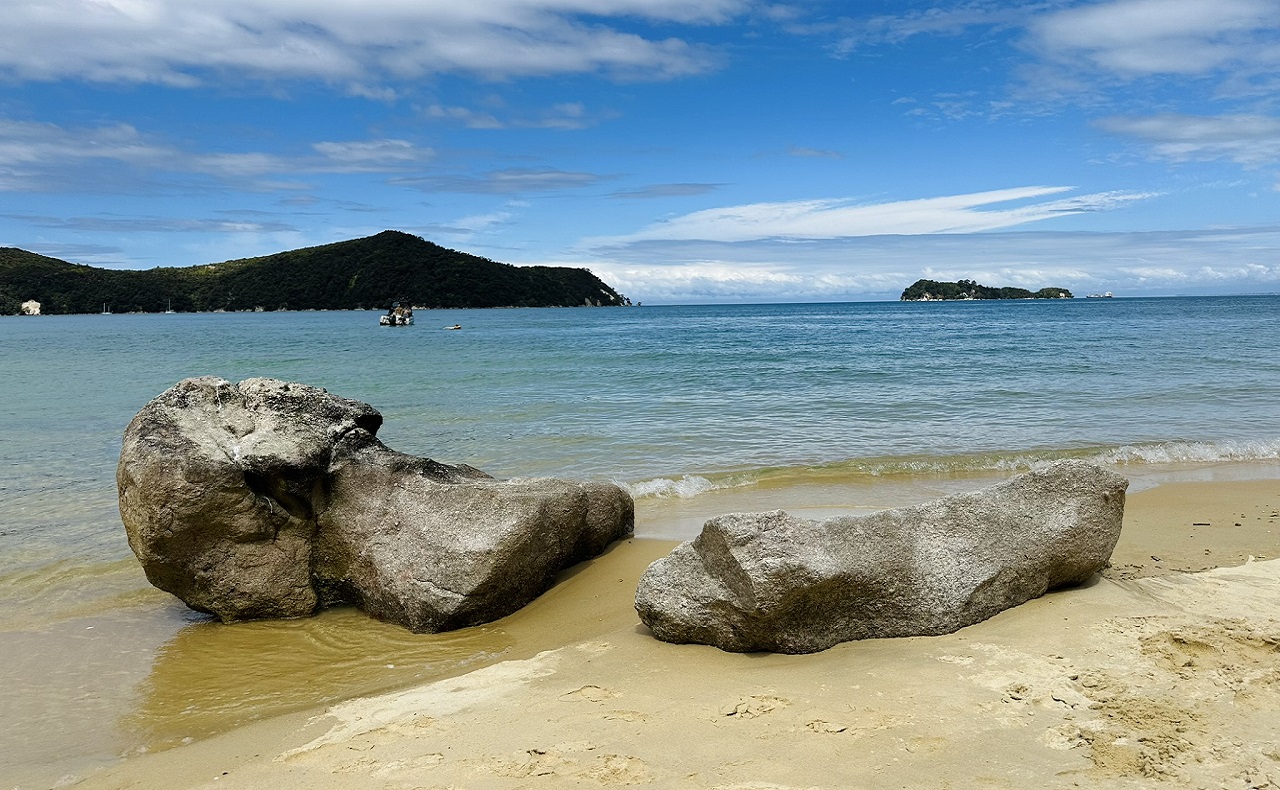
[711,778,819,783]
[720,695,791,719]
[560,684,622,703]
[604,710,650,723]
[488,747,652,784]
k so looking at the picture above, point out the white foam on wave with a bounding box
[1092,438,1280,466]
[621,438,1280,501]
[626,475,720,499]
[860,454,1049,476]
[854,438,1280,477]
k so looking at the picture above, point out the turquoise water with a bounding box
[3,296,1280,786]
[5,297,1280,581]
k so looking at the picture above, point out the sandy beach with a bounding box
[71,473,1280,790]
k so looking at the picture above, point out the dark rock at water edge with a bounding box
[634,461,1127,654]
[117,377,634,632]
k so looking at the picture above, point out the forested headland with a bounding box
[0,231,629,314]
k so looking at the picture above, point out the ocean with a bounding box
[3,296,1280,787]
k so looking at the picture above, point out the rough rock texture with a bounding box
[635,460,1127,654]
[314,437,634,632]
[118,376,633,631]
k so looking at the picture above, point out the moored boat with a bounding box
[379,302,414,326]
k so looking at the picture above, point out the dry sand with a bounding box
[73,477,1280,790]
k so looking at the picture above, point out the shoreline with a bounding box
[59,472,1280,790]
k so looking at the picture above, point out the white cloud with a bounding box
[311,139,436,171]
[394,167,608,194]
[6,214,297,234]
[0,118,436,189]
[594,186,1156,244]
[0,0,750,86]
[609,183,723,199]
[592,260,910,303]
[426,105,506,129]
[787,146,843,159]
[816,3,1039,56]
[424,101,606,130]
[811,1,1280,109]
[1096,114,1280,166]
[1031,0,1280,77]
[0,119,161,166]
[576,227,1280,303]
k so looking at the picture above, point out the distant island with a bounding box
[900,279,1073,301]
[0,230,629,315]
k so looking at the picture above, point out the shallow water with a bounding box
[3,297,1280,787]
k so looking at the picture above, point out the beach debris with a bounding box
[117,376,633,632]
[635,460,1127,654]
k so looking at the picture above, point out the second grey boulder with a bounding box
[634,460,1127,654]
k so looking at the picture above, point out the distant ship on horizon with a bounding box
[1086,292,1114,298]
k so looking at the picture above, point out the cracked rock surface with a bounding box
[117,377,633,632]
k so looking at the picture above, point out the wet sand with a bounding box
[67,473,1280,789]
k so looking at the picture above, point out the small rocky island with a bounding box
[901,278,1073,301]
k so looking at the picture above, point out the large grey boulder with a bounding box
[118,377,633,631]
[635,461,1126,654]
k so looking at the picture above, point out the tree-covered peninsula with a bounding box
[0,231,629,315]
[900,279,1073,301]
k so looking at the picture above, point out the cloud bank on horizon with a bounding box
[2,0,1280,302]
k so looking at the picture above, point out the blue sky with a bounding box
[3,0,1280,303]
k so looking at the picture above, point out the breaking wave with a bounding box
[625,475,724,499]
[623,438,1280,500]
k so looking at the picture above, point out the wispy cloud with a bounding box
[311,140,436,171]
[594,186,1156,244]
[411,209,517,241]
[609,183,723,199]
[1,241,126,265]
[802,1,1280,112]
[425,105,505,129]
[4,213,297,234]
[787,146,843,159]
[581,226,1280,303]
[425,101,609,130]
[0,117,435,191]
[805,2,1043,56]
[0,0,751,86]
[1096,114,1280,166]
[394,167,610,194]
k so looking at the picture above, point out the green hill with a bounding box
[0,231,629,314]
[900,279,1073,301]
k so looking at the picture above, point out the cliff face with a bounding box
[0,231,629,314]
